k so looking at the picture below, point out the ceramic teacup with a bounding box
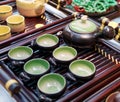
[106,91,120,102]
[53,46,77,63]
[36,34,59,50]
[37,73,66,97]
[0,25,11,41]
[23,58,50,78]
[0,5,12,21]
[69,59,96,80]
[6,14,25,33]
[8,46,33,66]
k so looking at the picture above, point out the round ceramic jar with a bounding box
[16,0,45,17]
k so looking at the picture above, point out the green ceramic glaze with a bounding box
[37,73,66,94]
[53,46,77,61]
[69,19,97,33]
[8,46,33,60]
[36,34,59,47]
[24,58,50,75]
[69,60,96,77]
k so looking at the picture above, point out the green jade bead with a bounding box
[94,1,106,13]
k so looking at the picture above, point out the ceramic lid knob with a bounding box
[81,15,88,23]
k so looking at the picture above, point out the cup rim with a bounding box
[8,46,33,61]
[24,58,50,76]
[6,14,25,24]
[105,91,120,102]
[37,73,66,95]
[36,34,59,48]
[0,25,11,36]
[69,59,96,77]
[0,5,12,13]
[53,46,77,62]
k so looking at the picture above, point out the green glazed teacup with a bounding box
[37,73,66,97]
[69,59,96,80]
[8,46,33,61]
[24,58,50,76]
[53,46,77,63]
[36,34,59,50]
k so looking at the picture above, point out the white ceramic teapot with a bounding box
[16,0,45,17]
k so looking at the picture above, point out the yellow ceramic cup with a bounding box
[6,15,25,33]
[0,5,13,21]
[0,25,11,41]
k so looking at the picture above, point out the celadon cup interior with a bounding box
[69,60,96,77]
[8,46,33,60]
[53,46,77,62]
[37,73,66,95]
[36,34,59,48]
[24,58,50,75]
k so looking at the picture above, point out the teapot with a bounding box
[62,15,116,48]
[16,0,46,17]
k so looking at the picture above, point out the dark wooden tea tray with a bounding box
[0,0,120,102]
[0,15,120,102]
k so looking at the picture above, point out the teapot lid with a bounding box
[69,15,97,33]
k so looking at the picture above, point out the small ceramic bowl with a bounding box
[37,73,66,97]
[53,46,77,63]
[8,46,33,61]
[36,34,59,50]
[0,5,13,21]
[0,25,11,41]
[69,59,96,80]
[6,14,25,33]
[106,91,120,102]
[24,58,50,77]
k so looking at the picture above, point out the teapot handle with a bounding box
[102,26,116,39]
[95,26,116,40]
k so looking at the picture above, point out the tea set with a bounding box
[0,0,46,41]
[7,30,97,97]
[0,0,119,99]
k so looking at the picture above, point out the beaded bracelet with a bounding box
[69,0,117,13]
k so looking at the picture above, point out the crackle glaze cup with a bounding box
[16,0,45,17]
[0,5,12,21]
[6,15,25,33]
[0,25,11,41]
